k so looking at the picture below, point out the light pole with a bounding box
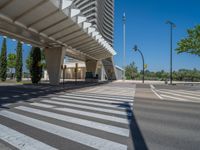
[133,45,145,83]
[166,20,176,85]
[123,13,126,81]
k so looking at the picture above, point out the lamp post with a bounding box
[133,45,145,83]
[166,20,176,85]
[61,65,67,85]
[123,13,126,81]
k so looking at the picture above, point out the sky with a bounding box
[114,0,200,71]
[0,0,200,72]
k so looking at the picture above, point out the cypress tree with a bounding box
[30,47,42,84]
[0,38,7,81]
[16,41,23,82]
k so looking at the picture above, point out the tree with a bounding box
[26,50,32,72]
[7,53,16,78]
[176,25,200,56]
[125,62,138,80]
[0,38,7,81]
[41,49,47,70]
[30,47,43,84]
[16,41,23,82]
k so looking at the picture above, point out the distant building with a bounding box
[115,66,124,80]
[73,0,114,47]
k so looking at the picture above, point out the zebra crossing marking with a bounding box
[16,106,129,137]
[42,100,132,116]
[75,92,134,99]
[157,89,200,100]
[51,97,132,110]
[54,107,130,124]
[160,94,189,101]
[30,103,55,108]
[0,110,127,150]
[58,95,133,105]
[160,89,200,97]
[33,102,131,124]
[0,124,58,150]
[64,93,134,102]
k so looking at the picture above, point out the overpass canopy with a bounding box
[0,0,116,60]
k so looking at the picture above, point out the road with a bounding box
[134,84,200,150]
[0,82,200,150]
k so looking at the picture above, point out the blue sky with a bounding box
[114,0,200,71]
[0,0,200,72]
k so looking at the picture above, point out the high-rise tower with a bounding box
[73,0,114,47]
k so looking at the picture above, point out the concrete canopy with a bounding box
[0,0,116,61]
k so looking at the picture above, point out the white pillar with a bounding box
[44,47,65,85]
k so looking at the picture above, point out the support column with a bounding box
[85,59,98,77]
[44,47,65,85]
[102,57,117,80]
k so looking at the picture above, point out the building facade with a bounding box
[73,0,114,47]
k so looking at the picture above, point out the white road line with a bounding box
[58,95,133,105]
[71,91,134,96]
[42,100,132,116]
[16,106,129,137]
[150,85,163,99]
[157,90,200,100]
[68,93,134,100]
[51,97,132,110]
[160,94,189,101]
[162,89,200,97]
[64,93,134,102]
[177,89,200,94]
[0,111,127,150]
[74,92,135,99]
[30,103,56,108]
[29,102,130,124]
[74,91,135,98]
[54,107,130,124]
[0,124,57,150]
[150,84,155,90]
[170,90,200,96]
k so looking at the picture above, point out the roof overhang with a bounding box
[0,0,116,60]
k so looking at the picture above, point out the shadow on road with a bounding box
[125,102,148,150]
[0,81,108,107]
[117,99,148,150]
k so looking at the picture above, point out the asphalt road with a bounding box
[134,84,200,150]
[0,82,200,150]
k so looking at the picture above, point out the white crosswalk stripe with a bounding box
[0,124,58,150]
[51,97,132,110]
[0,110,127,150]
[58,95,133,105]
[65,93,134,102]
[35,100,130,124]
[155,88,200,103]
[16,106,130,137]
[42,100,132,116]
[30,103,55,108]
[0,85,135,150]
[54,107,130,124]
[161,89,200,97]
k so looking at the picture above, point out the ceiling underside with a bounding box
[0,0,116,61]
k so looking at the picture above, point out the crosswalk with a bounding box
[0,86,135,150]
[153,87,200,103]
[80,84,135,97]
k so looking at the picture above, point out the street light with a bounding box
[122,12,126,81]
[133,45,145,83]
[166,20,176,85]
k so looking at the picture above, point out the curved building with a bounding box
[73,0,114,47]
